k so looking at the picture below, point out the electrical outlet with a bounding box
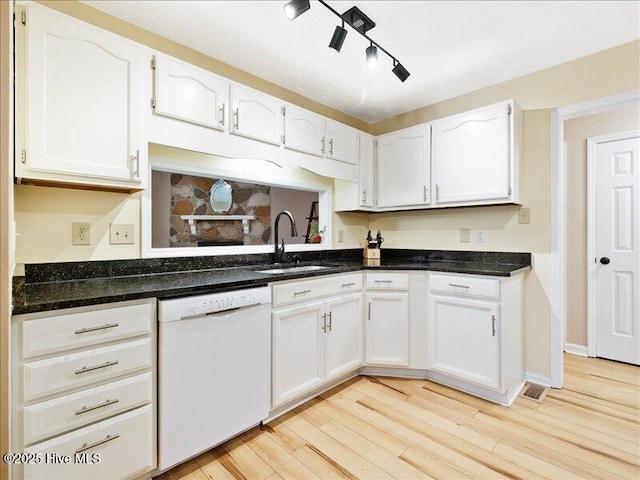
[338,230,344,243]
[110,223,135,245]
[518,207,531,224]
[72,222,91,245]
[460,228,470,243]
[476,229,486,243]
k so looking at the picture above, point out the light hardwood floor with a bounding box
[158,354,640,480]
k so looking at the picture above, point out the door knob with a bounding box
[599,257,611,265]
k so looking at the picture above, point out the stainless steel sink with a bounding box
[257,265,331,274]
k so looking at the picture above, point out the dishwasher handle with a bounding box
[177,302,264,321]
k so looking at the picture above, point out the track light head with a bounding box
[329,23,348,52]
[366,44,378,70]
[284,0,310,20]
[392,61,410,82]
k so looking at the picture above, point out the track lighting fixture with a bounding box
[283,0,310,21]
[283,0,410,82]
[366,42,378,70]
[392,61,410,82]
[329,22,348,52]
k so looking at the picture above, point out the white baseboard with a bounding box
[525,372,553,387]
[564,343,588,357]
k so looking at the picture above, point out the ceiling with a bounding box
[83,1,640,123]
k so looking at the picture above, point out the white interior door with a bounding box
[595,135,640,365]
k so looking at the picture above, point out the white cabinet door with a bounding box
[359,133,375,207]
[230,84,283,146]
[428,296,500,389]
[324,294,363,381]
[377,125,430,208]
[272,302,325,406]
[154,54,228,131]
[365,293,409,366]
[283,104,325,157]
[18,5,144,185]
[432,101,511,205]
[326,119,359,165]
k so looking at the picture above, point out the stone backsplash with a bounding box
[169,174,271,247]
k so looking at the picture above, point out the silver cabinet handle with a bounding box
[131,150,140,179]
[436,184,440,202]
[492,315,496,337]
[368,303,371,321]
[75,398,119,416]
[75,360,119,375]
[219,102,225,127]
[423,185,428,202]
[321,313,326,333]
[233,107,239,130]
[293,289,312,296]
[74,323,119,335]
[374,280,393,283]
[75,434,119,454]
[327,311,332,332]
[329,138,334,155]
[341,282,356,288]
[449,283,470,289]
[321,136,325,154]
[362,189,367,204]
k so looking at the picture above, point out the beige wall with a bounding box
[271,187,319,245]
[1,0,13,475]
[564,103,640,347]
[151,170,171,249]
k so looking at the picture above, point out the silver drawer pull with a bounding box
[492,315,496,337]
[75,434,120,454]
[449,283,470,289]
[293,289,312,296]
[74,323,119,335]
[341,282,356,287]
[75,360,119,375]
[374,280,393,283]
[75,398,120,416]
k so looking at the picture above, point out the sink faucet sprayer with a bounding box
[274,210,298,264]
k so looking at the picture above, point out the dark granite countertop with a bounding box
[12,249,531,315]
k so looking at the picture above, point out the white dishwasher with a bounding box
[157,287,271,471]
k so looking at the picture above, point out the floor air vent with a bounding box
[519,382,549,403]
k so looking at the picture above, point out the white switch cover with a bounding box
[338,230,344,243]
[476,230,486,243]
[518,207,531,224]
[72,222,90,245]
[460,228,470,243]
[110,223,134,244]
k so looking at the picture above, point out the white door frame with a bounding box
[586,129,640,357]
[550,90,640,388]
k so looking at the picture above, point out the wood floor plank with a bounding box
[162,355,639,480]
[284,415,394,479]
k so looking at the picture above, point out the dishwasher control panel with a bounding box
[158,287,271,322]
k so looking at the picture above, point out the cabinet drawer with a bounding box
[25,405,154,480]
[365,272,409,290]
[272,273,362,307]
[23,338,152,402]
[23,373,152,445]
[22,302,153,358]
[430,273,499,300]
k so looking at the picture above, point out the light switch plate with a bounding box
[72,222,90,246]
[338,230,344,243]
[110,223,134,244]
[460,228,470,243]
[518,207,531,224]
[476,229,486,243]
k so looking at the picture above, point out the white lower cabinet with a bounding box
[271,275,363,408]
[427,272,524,404]
[365,292,409,366]
[12,299,156,480]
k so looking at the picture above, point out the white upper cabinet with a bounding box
[326,120,359,165]
[432,100,517,206]
[283,104,325,157]
[153,54,228,131]
[230,84,283,146]
[377,125,431,208]
[359,133,375,208]
[15,4,145,189]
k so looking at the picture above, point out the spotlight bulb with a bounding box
[284,0,310,21]
[366,44,378,70]
[392,62,410,82]
[329,25,348,52]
